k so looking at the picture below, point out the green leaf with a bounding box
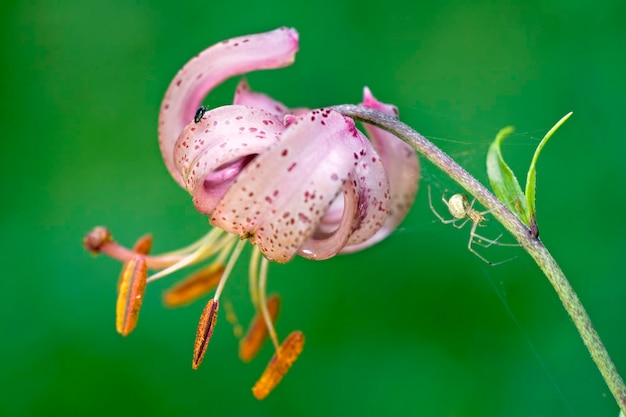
[486,126,530,226]
[524,112,573,234]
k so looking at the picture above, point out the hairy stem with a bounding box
[334,104,626,414]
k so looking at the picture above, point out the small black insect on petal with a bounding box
[194,105,208,123]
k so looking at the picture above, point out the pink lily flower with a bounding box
[84,27,419,399]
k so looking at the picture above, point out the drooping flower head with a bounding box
[84,27,419,399]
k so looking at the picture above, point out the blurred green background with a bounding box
[2,0,625,416]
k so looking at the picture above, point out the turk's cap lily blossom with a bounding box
[159,26,420,263]
[84,27,419,399]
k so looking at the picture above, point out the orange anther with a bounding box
[163,264,225,308]
[239,294,281,362]
[192,299,219,370]
[116,256,148,336]
[117,235,153,292]
[132,234,153,255]
[252,330,305,400]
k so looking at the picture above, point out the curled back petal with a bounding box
[297,177,358,260]
[234,79,290,119]
[341,87,420,253]
[301,142,391,253]
[174,105,285,214]
[211,109,372,263]
[234,79,310,119]
[159,27,299,187]
[342,137,391,247]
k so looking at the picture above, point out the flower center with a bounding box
[84,225,281,351]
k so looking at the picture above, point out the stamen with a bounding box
[132,234,153,255]
[258,256,280,351]
[118,234,153,292]
[213,239,247,301]
[156,227,224,258]
[192,299,219,370]
[147,230,234,283]
[163,235,236,307]
[191,238,246,370]
[116,256,148,336]
[248,246,262,308]
[252,330,305,400]
[83,226,230,271]
[239,294,281,362]
[163,263,225,308]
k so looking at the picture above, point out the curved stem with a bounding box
[333,104,626,414]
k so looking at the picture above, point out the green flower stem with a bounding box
[334,104,626,414]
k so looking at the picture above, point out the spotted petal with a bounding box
[174,105,285,214]
[210,109,389,263]
[341,88,419,253]
[234,79,290,119]
[234,79,310,119]
[159,27,299,187]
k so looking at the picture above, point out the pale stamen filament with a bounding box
[213,239,248,301]
[248,246,262,309]
[258,256,280,352]
[96,227,230,271]
[156,227,225,258]
[147,231,236,283]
